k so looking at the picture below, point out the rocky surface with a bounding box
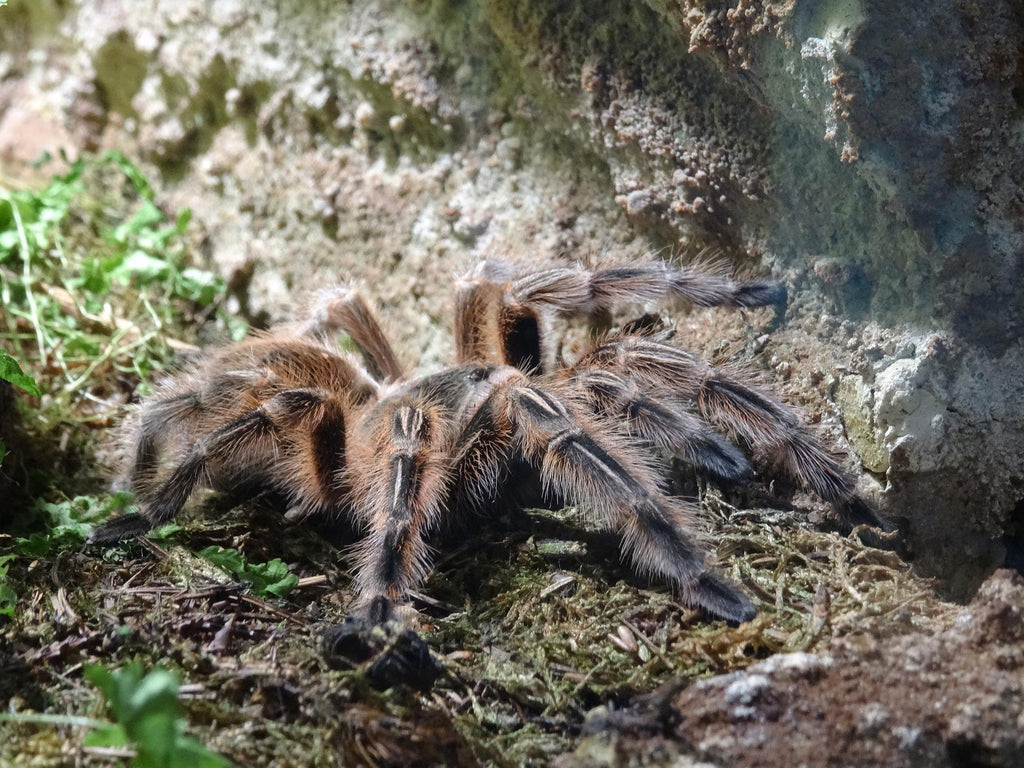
[559,569,1024,767]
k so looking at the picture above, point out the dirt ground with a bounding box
[3,487,1022,766]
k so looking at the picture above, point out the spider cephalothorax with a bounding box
[92,259,887,629]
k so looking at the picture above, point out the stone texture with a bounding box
[559,571,1024,768]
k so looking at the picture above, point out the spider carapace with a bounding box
[91,259,888,628]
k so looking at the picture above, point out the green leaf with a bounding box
[82,723,129,748]
[0,582,15,618]
[85,664,229,768]
[0,228,19,258]
[248,558,301,598]
[175,207,192,233]
[176,267,225,305]
[15,504,90,555]
[225,314,250,342]
[0,554,17,618]
[104,150,155,200]
[16,494,134,555]
[148,523,183,541]
[196,545,245,575]
[111,250,173,285]
[63,333,102,357]
[197,546,299,598]
[76,256,113,294]
[111,200,164,244]
[0,351,41,396]
[172,736,234,768]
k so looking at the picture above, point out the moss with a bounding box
[2,491,945,765]
[835,373,888,473]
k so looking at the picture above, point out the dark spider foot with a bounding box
[87,513,152,544]
[322,617,442,691]
[693,571,757,625]
[833,498,909,557]
[840,496,893,531]
[736,279,787,310]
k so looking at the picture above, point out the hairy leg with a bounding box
[562,367,752,486]
[298,285,404,382]
[499,380,755,623]
[93,388,347,542]
[456,258,783,373]
[579,337,888,528]
[347,400,452,623]
[448,391,516,511]
[123,370,278,500]
[453,270,504,365]
[508,261,784,315]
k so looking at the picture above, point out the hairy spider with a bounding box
[92,259,886,628]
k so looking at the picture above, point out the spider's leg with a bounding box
[124,390,195,499]
[101,388,346,539]
[498,267,589,374]
[123,339,374,508]
[502,381,755,623]
[700,375,888,529]
[274,391,350,519]
[454,272,503,365]
[447,385,529,515]
[348,401,450,624]
[565,368,752,486]
[454,260,553,371]
[581,338,889,529]
[466,260,783,373]
[124,370,276,500]
[298,285,403,381]
[505,262,784,320]
[585,262,785,310]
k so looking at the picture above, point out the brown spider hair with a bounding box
[92,259,888,627]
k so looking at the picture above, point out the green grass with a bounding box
[0,150,231,416]
[0,151,239,523]
[83,663,230,768]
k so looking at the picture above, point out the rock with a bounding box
[563,570,1024,767]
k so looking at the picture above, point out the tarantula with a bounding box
[91,259,886,628]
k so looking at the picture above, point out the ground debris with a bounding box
[0,500,980,766]
[559,570,1024,768]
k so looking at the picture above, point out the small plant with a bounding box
[197,545,300,599]
[0,351,39,396]
[0,350,38,464]
[14,492,133,556]
[84,662,230,768]
[0,150,230,425]
[0,554,16,618]
[0,151,240,543]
